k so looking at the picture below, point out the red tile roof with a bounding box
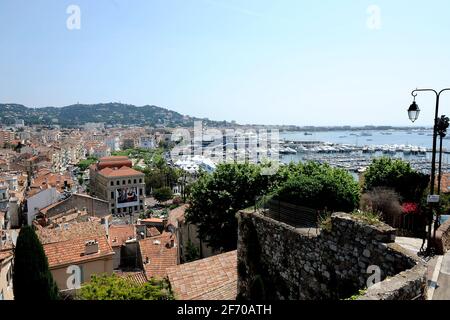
[147,226,161,237]
[114,271,148,285]
[98,166,143,177]
[37,220,106,245]
[43,235,114,269]
[166,250,237,300]
[109,225,136,248]
[139,232,177,279]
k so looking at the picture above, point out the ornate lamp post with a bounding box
[407,88,450,254]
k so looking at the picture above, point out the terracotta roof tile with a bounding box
[43,235,114,268]
[139,233,177,279]
[37,220,106,244]
[99,166,143,177]
[109,225,136,247]
[167,250,237,300]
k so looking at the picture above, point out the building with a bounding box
[25,187,62,226]
[138,232,178,279]
[43,235,114,291]
[169,205,216,262]
[166,250,237,300]
[0,131,15,148]
[90,156,145,215]
[139,136,156,150]
[109,224,138,269]
[0,250,13,300]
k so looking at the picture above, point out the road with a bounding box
[432,252,450,300]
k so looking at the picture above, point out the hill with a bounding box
[0,103,232,128]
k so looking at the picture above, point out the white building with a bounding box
[139,136,156,150]
[26,188,62,226]
[105,136,121,152]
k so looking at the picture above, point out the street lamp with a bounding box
[407,88,450,255]
[408,100,420,123]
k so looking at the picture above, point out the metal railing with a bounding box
[255,196,319,229]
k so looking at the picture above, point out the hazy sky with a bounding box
[1,0,450,126]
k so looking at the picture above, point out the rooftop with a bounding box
[37,220,106,245]
[98,166,143,178]
[139,232,177,279]
[109,224,136,248]
[166,250,237,300]
[43,235,114,269]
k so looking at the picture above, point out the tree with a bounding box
[363,157,429,202]
[186,163,272,251]
[153,186,173,203]
[13,226,60,300]
[78,274,173,300]
[272,161,360,213]
[184,240,200,263]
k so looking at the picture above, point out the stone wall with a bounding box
[435,218,450,255]
[44,194,109,219]
[237,210,426,300]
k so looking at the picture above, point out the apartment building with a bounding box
[0,131,15,147]
[90,156,145,215]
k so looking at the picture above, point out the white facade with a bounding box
[26,188,61,225]
[139,136,156,150]
[105,136,121,152]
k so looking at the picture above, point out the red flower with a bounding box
[402,202,419,215]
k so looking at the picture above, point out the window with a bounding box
[116,181,120,186]
[134,206,138,211]
[118,208,121,213]
[111,209,115,214]
[122,180,126,185]
[140,205,144,210]
[134,179,137,184]
[128,179,131,184]
[139,188,143,195]
[139,178,142,183]
[111,191,114,199]
[110,181,114,186]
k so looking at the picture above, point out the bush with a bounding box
[363,158,429,202]
[78,274,173,300]
[272,162,360,213]
[360,187,403,226]
[153,187,173,203]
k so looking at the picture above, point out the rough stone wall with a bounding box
[237,210,426,300]
[435,218,450,254]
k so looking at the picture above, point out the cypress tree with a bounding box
[12,226,60,300]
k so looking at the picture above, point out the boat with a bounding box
[280,147,297,155]
[360,132,373,137]
[304,132,313,136]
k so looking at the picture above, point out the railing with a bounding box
[393,213,422,237]
[255,196,319,230]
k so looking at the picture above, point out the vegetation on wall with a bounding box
[78,274,173,300]
[363,157,429,202]
[272,162,360,213]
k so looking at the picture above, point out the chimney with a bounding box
[84,240,99,255]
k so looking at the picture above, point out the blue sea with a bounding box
[280,129,447,149]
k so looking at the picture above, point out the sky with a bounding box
[1,0,450,126]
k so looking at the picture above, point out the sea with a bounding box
[280,129,445,149]
[278,129,450,175]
